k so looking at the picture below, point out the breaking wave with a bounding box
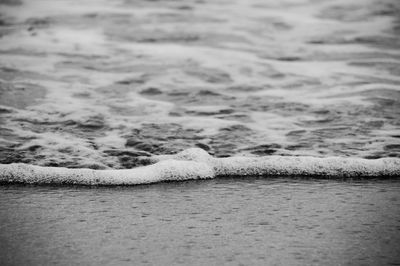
[1,148,399,185]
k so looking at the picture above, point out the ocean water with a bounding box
[1,1,400,265]
[0,0,399,170]
[1,179,400,266]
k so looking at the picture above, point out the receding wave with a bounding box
[1,0,400,169]
[1,148,399,185]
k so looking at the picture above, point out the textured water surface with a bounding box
[1,179,400,266]
[0,0,399,169]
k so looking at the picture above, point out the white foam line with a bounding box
[0,148,399,185]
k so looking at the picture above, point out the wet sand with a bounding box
[1,178,400,266]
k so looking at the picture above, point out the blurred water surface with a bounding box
[0,0,399,168]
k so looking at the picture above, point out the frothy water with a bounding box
[1,179,400,265]
[0,0,399,170]
[1,2,399,264]
[1,148,399,185]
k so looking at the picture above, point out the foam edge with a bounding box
[0,148,399,185]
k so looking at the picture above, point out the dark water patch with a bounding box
[167,90,190,97]
[226,84,270,92]
[130,123,203,141]
[286,130,307,137]
[371,2,400,17]
[96,84,137,99]
[0,26,13,38]
[25,17,52,29]
[0,127,33,144]
[72,92,92,99]
[139,86,236,106]
[0,105,13,113]
[321,89,400,126]
[326,88,400,102]
[368,96,400,121]
[307,34,400,50]
[56,60,116,72]
[300,116,337,126]
[218,113,252,123]
[393,16,400,35]
[57,59,170,74]
[0,82,46,109]
[318,2,400,23]
[184,67,232,84]
[139,87,162,95]
[0,143,98,167]
[233,96,311,115]
[103,16,227,44]
[350,36,399,50]
[384,144,400,152]
[0,147,29,164]
[194,142,210,151]
[208,125,254,157]
[362,120,385,129]
[364,154,390,159]
[71,116,106,131]
[43,160,107,170]
[126,140,162,153]
[106,24,201,43]
[192,90,235,105]
[104,149,152,157]
[312,127,353,139]
[0,48,48,57]
[285,143,313,152]
[272,49,400,63]
[240,144,282,155]
[0,67,55,82]
[116,76,149,85]
[185,108,235,116]
[0,0,21,6]
[285,132,399,159]
[125,123,204,155]
[146,11,226,24]
[175,5,193,10]
[318,4,368,22]
[103,149,153,168]
[257,17,292,31]
[280,98,400,157]
[168,106,186,117]
[276,56,303,61]
[56,53,108,60]
[282,78,322,89]
[10,115,108,139]
[133,31,199,43]
[349,61,400,76]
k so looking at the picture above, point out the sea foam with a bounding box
[0,148,399,185]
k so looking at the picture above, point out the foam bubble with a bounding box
[0,158,214,185]
[1,148,399,185]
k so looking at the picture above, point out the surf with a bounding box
[1,148,399,185]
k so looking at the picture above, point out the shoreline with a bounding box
[1,148,399,186]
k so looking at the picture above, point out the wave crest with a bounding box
[0,148,399,185]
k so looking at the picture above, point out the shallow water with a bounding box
[1,178,400,266]
[1,1,399,264]
[0,0,399,169]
